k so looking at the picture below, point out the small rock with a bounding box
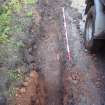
[95,82,100,88]
[15,94,21,98]
[25,77,30,82]
[72,80,78,84]
[28,48,32,54]
[23,82,28,87]
[33,45,37,49]
[97,78,101,81]
[84,49,88,52]
[20,88,26,93]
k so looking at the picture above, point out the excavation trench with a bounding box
[15,0,105,105]
[15,0,65,105]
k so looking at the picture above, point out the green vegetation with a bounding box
[7,69,23,81]
[26,0,37,4]
[0,0,37,44]
[7,68,24,96]
[0,1,21,44]
[26,11,33,17]
[7,69,24,97]
[9,0,22,12]
[0,0,38,98]
[8,87,16,97]
[0,6,11,43]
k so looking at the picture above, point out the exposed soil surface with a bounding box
[10,0,105,105]
[63,5,105,105]
[16,71,46,105]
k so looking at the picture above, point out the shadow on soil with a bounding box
[91,40,105,105]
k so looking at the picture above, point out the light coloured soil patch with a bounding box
[71,0,85,13]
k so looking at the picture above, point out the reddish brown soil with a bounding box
[14,0,105,105]
[16,71,47,105]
